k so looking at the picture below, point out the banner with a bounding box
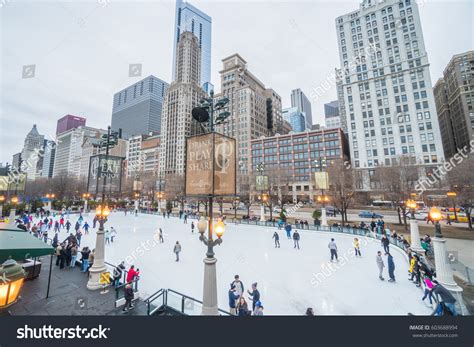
[0,173,27,192]
[314,172,329,190]
[256,175,269,191]
[185,133,236,196]
[87,155,123,194]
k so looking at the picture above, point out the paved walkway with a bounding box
[8,256,147,316]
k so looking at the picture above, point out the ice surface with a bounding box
[61,212,432,315]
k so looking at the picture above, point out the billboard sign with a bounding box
[185,133,236,196]
[256,175,269,191]
[87,154,123,194]
[314,172,329,190]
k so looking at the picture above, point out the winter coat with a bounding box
[424,278,434,290]
[232,280,244,296]
[173,244,182,253]
[387,254,395,272]
[126,268,139,283]
[409,257,416,273]
[328,241,337,250]
[433,284,456,304]
[114,264,125,280]
[381,237,390,246]
[293,232,300,241]
[81,250,90,261]
[248,289,260,304]
[272,233,279,240]
[124,286,134,301]
[228,290,239,308]
[376,255,385,269]
[353,240,360,248]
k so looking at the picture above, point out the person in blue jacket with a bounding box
[228,284,240,315]
[285,223,292,239]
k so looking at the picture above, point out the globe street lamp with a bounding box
[197,216,224,315]
[156,191,163,212]
[87,205,110,290]
[428,207,467,315]
[45,193,55,211]
[406,199,423,253]
[259,193,269,222]
[0,258,26,311]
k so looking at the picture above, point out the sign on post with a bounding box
[256,175,269,191]
[314,172,329,190]
[99,272,111,285]
[185,133,236,196]
[87,154,124,194]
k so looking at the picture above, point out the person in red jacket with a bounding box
[126,265,140,283]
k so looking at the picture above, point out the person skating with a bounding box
[293,230,300,249]
[159,228,164,243]
[83,221,89,234]
[173,241,182,262]
[105,229,111,245]
[247,282,260,311]
[191,221,195,233]
[54,220,60,233]
[328,238,338,262]
[376,251,385,280]
[272,231,280,248]
[65,220,71,232]
[231,275,244,298]
[122,284,135,314]
[387,252,395,282]
[381,235,390,254]
[285,223,292,239]
[110,227,117,242]
[228,284,240,315]
[353,237,361,257]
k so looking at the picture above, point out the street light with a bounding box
[429,206,442,237]
[0,195,5,218]
[87,205,110,290]
[406,199,423,253]
[0,258,26,310]
[406,199,417,219]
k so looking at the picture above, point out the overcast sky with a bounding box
[1,0,472,164]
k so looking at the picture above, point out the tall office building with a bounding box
[291,88,313,129]
[20,125,45,181]
[41,140,56,178]
[111,76,169,140]
[173,0,212,88]
[53,126,106,178]
[434,51,474,159]
[215,53,283,175]
[56,115,86,136]
[283,107,306,132]
[335,0,444,187]
[160,32,206,176]
[325,100,342,129]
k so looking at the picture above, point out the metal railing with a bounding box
[144,288,232,316]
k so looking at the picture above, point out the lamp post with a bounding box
[0,195,5,219]
[192,90,230,315]
[87,205,110,290]
[429,207,467,315]
[0,258,26,311]
[156,192,163,212]
[134,192,140,216]
[314,157,328,226]
[447,191,458,223]
[259,193,269,222]
[406,199,423,253]
[197,216,224,315]
[82,193,91,214]
[45,193,55,212]
[256,162,267,222]
[8,197,18,227]
[317,195,330,226]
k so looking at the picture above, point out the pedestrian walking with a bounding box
[293,230,300,249]
[376,251,385,280]
[353,237,361,257]
[328,238,338,261]
[122,284,135,314]
[173,241,182,262]
[387,252,395,282]
[272,231,280,248]
[247,282,260,311]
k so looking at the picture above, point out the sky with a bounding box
[0,0,473,164]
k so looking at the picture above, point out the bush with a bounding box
[312,209,321,221]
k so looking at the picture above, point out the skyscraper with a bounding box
[335,0,444,181]
[20,125,45,181]
[325,100,341,129]
[172,0,212,88]
[111,75,169,139]
[160,32,206,176]
[283,107,306,133]
[56,115,86,136]
[433,51,474,159]
[291,88,313,129]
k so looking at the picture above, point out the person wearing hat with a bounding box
[228,284,240,315]
[247,282,261,311]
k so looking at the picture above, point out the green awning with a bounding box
[0,228,54,263]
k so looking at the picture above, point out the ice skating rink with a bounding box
[77,212,432,315]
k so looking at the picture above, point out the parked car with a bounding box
[358,211,384,219]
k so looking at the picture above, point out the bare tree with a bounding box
[327,159,356,225]
[165,173,185,211]
[449,154,474,229]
